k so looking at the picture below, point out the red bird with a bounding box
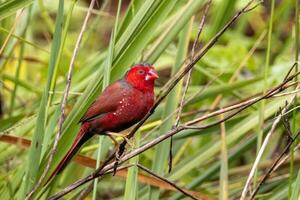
[46,64,158,183]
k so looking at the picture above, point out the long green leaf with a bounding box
[124,132,141,200]
[0,0,34,21]
[291,169,300,200]
[23,0,64,196]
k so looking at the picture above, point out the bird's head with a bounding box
[125,63,158,92]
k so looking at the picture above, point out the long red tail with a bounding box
[45,123,92,185]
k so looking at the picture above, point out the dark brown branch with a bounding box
[284,62,298,81]
[186,72,300,126]
[78,164,133,200]
[136,164,199,200]
[243,0,263,12]
[281,108,293,138]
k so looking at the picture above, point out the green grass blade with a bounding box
[290,0,300,198]
[114,0,157,53]
[8,41,24,114]
[145,0,205,63]
[219,120,228,200]
[8,8,31,114]
[0,0,33,21]
[111,0,178,81]
[148,18,192,200]
[41,107,61,159]
[48,0,77,106]
[209,0,238,36]
[291,169,300,200]
[0,26,48,52]
[255,0,275,188]
[23,0,64,196]
[124,132,141,200]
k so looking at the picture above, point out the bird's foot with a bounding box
[123,137,134,148]
[106,132,133,147]
[108,135,119,147]
[115,148,121,161]
[113,149,121,176]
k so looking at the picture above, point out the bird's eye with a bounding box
[138,69,145,75]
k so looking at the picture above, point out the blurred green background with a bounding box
[0,0,299,199]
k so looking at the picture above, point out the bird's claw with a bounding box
[115,150,121,161]
[123,137,134,148]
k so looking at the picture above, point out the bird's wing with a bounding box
[80,80,130,122]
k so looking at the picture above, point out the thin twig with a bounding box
[284,62,298,81]
[240,84,300,200]
[136,164,200,200]
[185,75,299,126]
[219,113,228,200]
[78,183,94,200]
[249,129,300,200]
[272,88,300,97]
[244,0,263,12]
[281,111,293,138]
[169,0,211,173]
[274,143,300,171]
[142,72,221,141]
[190,0,211,59]
[174,0,211,126]
[0,10,23,55]
[25,0,97,199]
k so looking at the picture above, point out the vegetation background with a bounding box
[0,0,299,199]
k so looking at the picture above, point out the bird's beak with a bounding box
[146,69,159,81]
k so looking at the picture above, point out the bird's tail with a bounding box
[45,123,92,185]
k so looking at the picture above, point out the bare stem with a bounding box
[174,0,211,127]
